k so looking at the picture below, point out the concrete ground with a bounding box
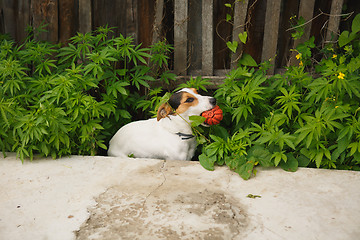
[0,153,360,240]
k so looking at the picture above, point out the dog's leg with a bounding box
[187,142,197,160]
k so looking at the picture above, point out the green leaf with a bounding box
[271,151,287,166]
[225,155,238,170]
[351,13,360,33]
[348,142,359,156]
[211,125,230,140]
[116,69,127,76]
[280,153,298,172]
[338,31,357,47]
[199,153,216,171]
[226,14,232,22]
[238,53,258,67]
[315,151,323,168]
[247,145,272,167]
[298,154,311,167]
[189,115,206,127]
[238,32,247,44]
[226,41,238,53]
[236,158,255,180]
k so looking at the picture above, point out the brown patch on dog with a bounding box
[190,88,198,94]
[175,92,199,114]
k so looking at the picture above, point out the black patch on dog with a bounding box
[168,92,183,110]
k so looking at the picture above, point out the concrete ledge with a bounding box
[1,153,360,239]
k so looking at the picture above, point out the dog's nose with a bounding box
[209,97,216,106]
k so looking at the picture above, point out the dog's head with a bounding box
[157,88,216,121]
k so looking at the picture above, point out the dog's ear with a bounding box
[157,103,173,121]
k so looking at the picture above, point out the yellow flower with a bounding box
[335,106,339,109]
[296,53,302,60]
[332,54,337,59]
[299,61,303,66]
[338,72,345,79]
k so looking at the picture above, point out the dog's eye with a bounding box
[185,97,194,103]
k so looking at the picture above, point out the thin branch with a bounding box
[286,9,353,32]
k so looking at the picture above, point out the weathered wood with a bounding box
[325,0,344,43]
[1,0,16,40]
[78,0,91,33]
[31,0,59,42]
[16,0,31,42]
[126,0,137,38]
[92,0,129,37]
[151,0,164,45]
[0,0,353,77]
[188,0,202,72]
[261,0,282,74]
[213,0,232,69]
[1,0,15,39]
[202,0,213,75]
[278,0,299,67]
[297,0,316,41]
[59,0,75,43]
[244,0,266,64]
[289,0,316,66]
[231,0,249,69]
[0,0,3,34]
[138,0,155,47]
[174,0,188,75]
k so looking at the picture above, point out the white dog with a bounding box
[108,88,216,160]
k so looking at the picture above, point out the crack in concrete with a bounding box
[139,160,167,217]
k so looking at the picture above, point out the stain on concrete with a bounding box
[76,161,248,240]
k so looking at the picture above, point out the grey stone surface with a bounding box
[1,153,360,240]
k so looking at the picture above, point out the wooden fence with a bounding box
[1,0,359,77]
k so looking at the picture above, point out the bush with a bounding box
[1,15,359,180]
[193,14,360,179]
[0,26,174,161]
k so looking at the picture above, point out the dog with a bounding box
[108,88,216,160]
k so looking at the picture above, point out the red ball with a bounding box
[201,105,223,125]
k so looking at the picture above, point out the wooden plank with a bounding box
[59,0,75,43]
[151,0,163,45]
[297,0,316,41]
[1,0,16,40]
[278,0,299,66]
[1,0,30,42]
[202,0,213,75]
[188,0,202,72]
[325,0,344,43]
[261,0,282,74]
[12,0,30,42]
[17,0,31,42]
[138,0,155,47]
[126,0,137,39]
[31,0,59,42]
[213,0,232,70]
[92,0,127,37]
[231,0,249,69]
[174,0,188,75]
[79,0,92,33]
[0,0,3,35]
[289,0,316,65]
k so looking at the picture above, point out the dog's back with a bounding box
[108,118,196,160]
